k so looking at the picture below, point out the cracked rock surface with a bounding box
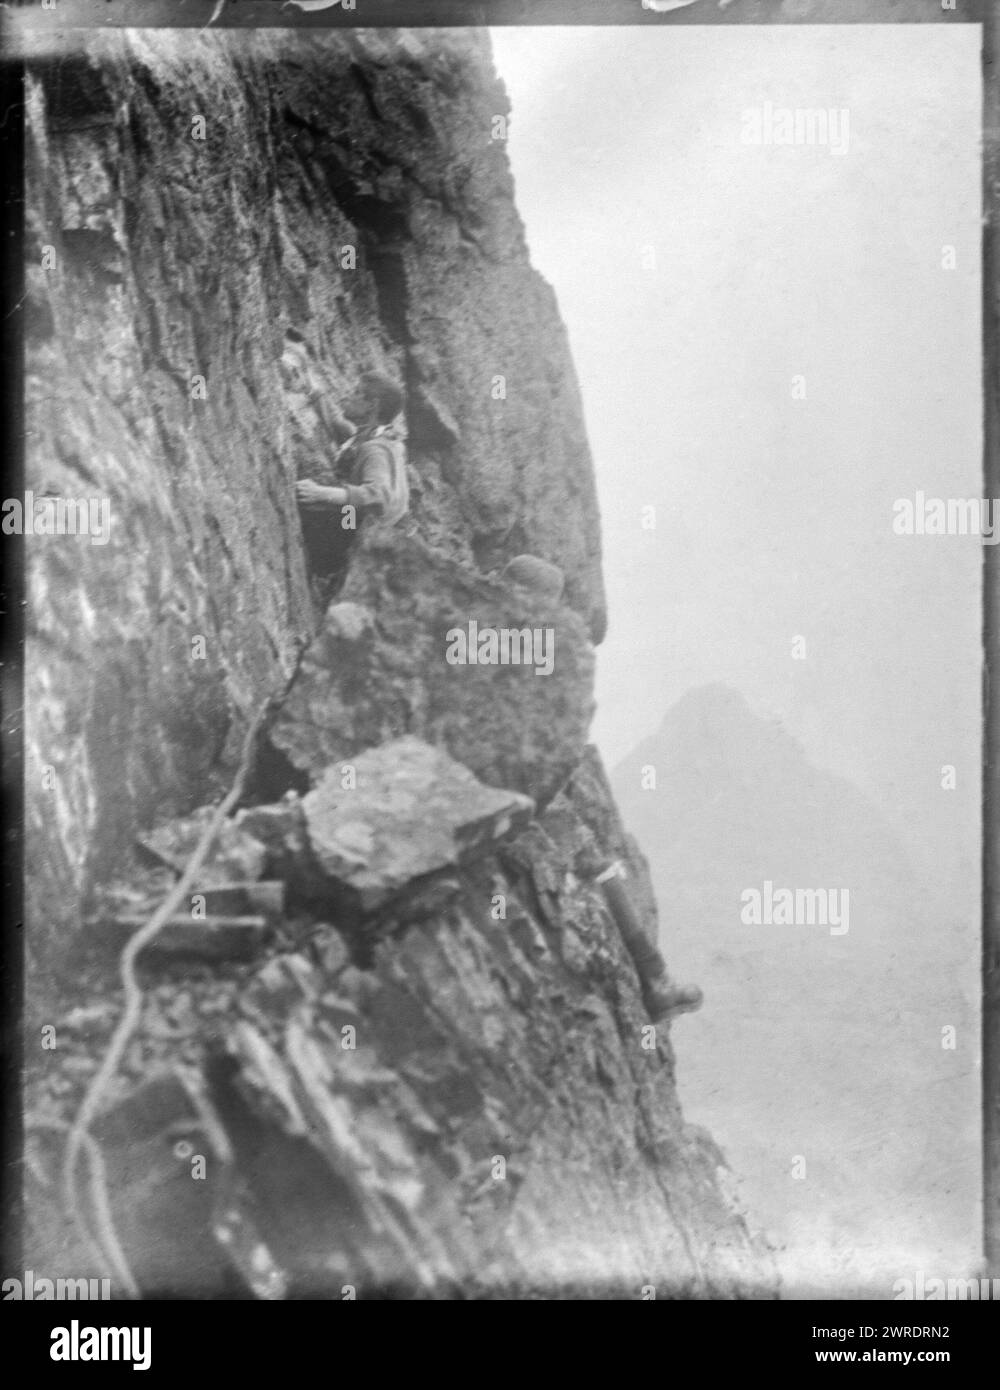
[23,28,775,1298]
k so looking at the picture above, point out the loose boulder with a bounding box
[302,736,534,913]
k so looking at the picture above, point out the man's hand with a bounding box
[296,479,348,509]
[296,479,333,508]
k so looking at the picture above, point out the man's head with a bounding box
[344,370,404,428]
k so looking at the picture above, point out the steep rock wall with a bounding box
[25,26,605,963]
[22,26,773,1298]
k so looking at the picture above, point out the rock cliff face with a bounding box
[23,27,773,1297]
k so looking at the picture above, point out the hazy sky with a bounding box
[490,24,982,889]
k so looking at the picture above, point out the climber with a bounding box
[294,368,409,598]
[296,368,408,522]
[579,849,702,1023]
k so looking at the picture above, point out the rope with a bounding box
[61,692,276,1298]
[27,1116,136,1297]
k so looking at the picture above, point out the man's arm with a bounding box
[296,479,349,508]
[309,392,355,445]
[296,443,394,513]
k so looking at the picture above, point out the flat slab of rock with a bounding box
[96,914,271,961]
[302,737,534,914]
[138,808,267,885]
[195,881,285,919]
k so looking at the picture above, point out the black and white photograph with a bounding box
[1,0,997,1346]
